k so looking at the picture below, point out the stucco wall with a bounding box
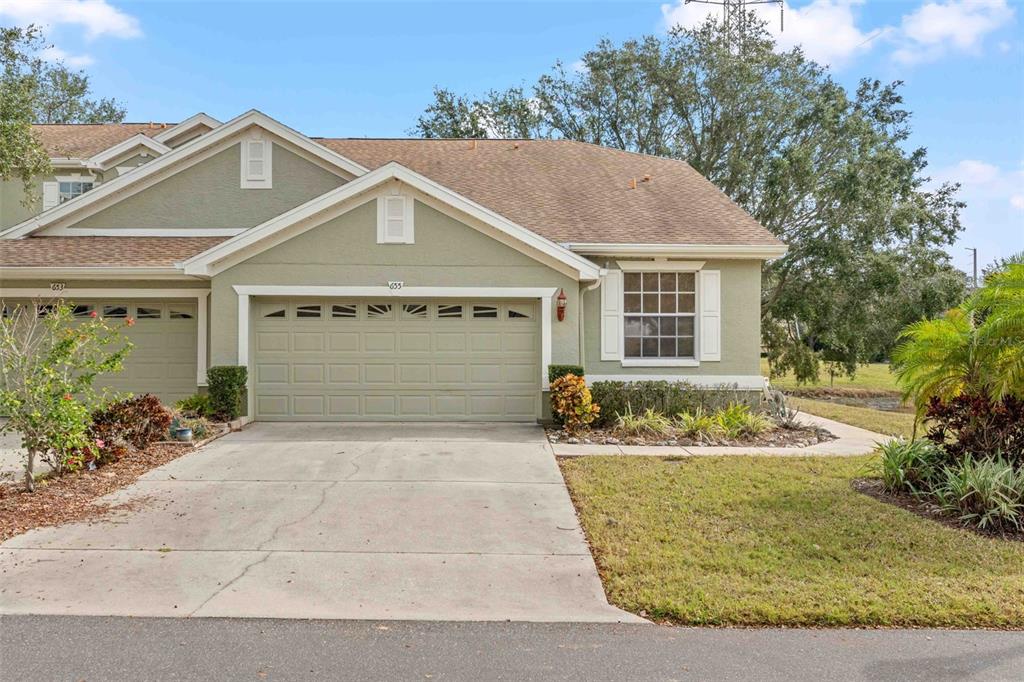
[68,141,343,231]
[580,258,763,378]
[209,199,579,368]
[0,178,40,230]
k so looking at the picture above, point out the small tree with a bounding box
[0,300,133,491]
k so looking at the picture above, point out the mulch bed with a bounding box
[547,424,836,448]
[0,442,194,543]
[853,478,1024,542]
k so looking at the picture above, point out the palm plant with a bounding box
[969,262,1024,401]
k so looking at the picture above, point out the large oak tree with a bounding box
[412,16,966,382]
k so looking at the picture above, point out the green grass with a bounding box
[791,397,916,439]
[762,359,899,393]
[561,455,1024,627]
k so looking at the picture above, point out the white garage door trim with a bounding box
[234,285,557,419]
[1,287,209,385]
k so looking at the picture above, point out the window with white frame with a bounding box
[623,272,696,359]
[241,138,272,189]
[58,180,94,203]
[376,194,414,244]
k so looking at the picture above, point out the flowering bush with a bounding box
[550,373,600,435]
[0,300,132,490]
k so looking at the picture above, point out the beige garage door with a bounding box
[3,299,198,406]
[253,298,541,421]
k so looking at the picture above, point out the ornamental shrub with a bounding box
[175,393,212,418]
[550,373,600,435]
[90,394,172,460]
[589,381,752,427]
[877,438,945,495]
[207,365,248,420]
[548,364,584,383]
[925,394,1024,467]
[933,456,1024,532]
[614,406,672,437]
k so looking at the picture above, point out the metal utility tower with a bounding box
[684,0,785,38]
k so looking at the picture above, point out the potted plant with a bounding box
[169,416,193,442]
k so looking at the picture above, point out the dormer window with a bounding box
[376,193,414,244]
[241,136,272,189]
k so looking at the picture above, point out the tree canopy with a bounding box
[412,16,966,382]
[1,25,126,199]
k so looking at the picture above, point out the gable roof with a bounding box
[4,110,370,239]
[36,122,172,159]
[181,162,602,281]
[153,113,221,143]
[317,139,782,247]
[17,120,784,255]
[88,134,171,169]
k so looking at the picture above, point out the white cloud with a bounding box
[892,0,1014,64]
[1011,195,1024,210]
[0,0,141,40]
[661,0,876,68]
[40,45,95,68]
[660,0,1015,68]
[932,160,1024,264]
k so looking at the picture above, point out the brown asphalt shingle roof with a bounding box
[0,237,228,268]
[318,138,780,246]
[15,125,781,270]
[34,123,171,159]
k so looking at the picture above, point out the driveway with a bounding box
[0,422,640,623]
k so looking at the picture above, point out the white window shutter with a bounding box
[377,195,414,244]
[601,269,623,360]
[699,269,721,361]
[42,181,59,210]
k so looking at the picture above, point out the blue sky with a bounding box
[2,0,1022,272]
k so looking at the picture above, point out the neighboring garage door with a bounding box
[253,298,540,421]
[2,299,198,405]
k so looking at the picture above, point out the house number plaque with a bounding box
[387,281,404,291]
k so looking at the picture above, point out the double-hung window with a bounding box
[623,272,696,360]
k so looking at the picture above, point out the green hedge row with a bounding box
[589,380,759,427]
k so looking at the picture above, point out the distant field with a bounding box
[789,397,915,439]
[761,359,899,394]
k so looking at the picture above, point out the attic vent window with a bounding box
[376,193,414,244]
[241,137,272,189]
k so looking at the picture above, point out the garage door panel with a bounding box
[328,333,359,352]
[292,364,325,384]
[258,363,289,383]
[328,364,360,384]
[254,299,539,421]
[292,332,325,352]
[293,395,326,416]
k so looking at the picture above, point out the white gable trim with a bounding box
[1,110,369,240]
[181,162,601,281]
[88,134,170,170]
[152,113,221,143]
[567,243,787,260]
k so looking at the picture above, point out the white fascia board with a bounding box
[233,285,558,298]
[566,243,788,260]
[0,109,369,240]
[88,134,171,169]
[184,162,601,281]
[0,264,195,278]
[0,287,209,297]
[49,158,90,168]
[152,113,222,143]
[37,227,246,237]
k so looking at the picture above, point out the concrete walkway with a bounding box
[0,422,641,623]
[553,412,888,457]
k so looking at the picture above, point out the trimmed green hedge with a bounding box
[548,364,585,383]
[207,365,248,420]
[590,380,757,427]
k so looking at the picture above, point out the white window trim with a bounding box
[0,288,210,385]
[233,285,557,419]
[240,134,273,189]
[376,192,415,244]
[619,268,701,368]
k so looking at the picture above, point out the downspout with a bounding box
[578,269,607,367]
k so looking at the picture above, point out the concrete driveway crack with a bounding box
[187,443,381,616]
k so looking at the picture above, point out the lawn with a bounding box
[561,455,1024,627]
[762,359,899,393]
[790,397,916,439]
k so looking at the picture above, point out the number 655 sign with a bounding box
[387,281,404,291]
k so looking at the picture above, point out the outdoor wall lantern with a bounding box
[556,288,567,321]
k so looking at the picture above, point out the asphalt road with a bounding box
[2,617,1023,681]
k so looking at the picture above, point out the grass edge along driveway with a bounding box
[560,455,1024,628]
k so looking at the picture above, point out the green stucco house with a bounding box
[0,110,785,421]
